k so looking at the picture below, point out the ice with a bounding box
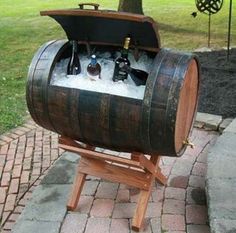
[51,51,153,100]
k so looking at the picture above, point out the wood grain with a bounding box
[67,169,86,210]
[175,59,199,153]
[59,143,141,168]
[132,155,158,230]
[78,157,151,190]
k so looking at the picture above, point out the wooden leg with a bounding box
[67,166,86,211]
[132,180,153,231]
[132,155,165,231]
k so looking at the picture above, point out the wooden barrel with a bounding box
[26,40,200,156]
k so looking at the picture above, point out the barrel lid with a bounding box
[40,8,160,51]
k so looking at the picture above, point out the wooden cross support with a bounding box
[59,136,167,232]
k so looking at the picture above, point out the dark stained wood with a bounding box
[142,49,200,156]
[26,41,199,157]
[76,41,160,52]
[78,3,99,10]
[40,9,161,51]
[40,9,156,23]
[26,39,69,134]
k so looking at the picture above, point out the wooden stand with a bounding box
[59,136,167,232]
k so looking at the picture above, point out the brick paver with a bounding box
[162,214,186,231]
[0,119,218,232]
[60,213,87,233]
[0,120,64,231]
[90,199,114,217]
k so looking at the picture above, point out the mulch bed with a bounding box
[195,48,236,118]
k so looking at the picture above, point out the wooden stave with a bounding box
[26,39,69,132]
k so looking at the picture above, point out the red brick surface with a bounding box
[163,199,185,215]
[162,214,185,231]
[165,187,186,201]
[0,120,64,231]
[90,199,114,217]
[85,218,110,233]
[0,120,218,232]
[116,189,130,203]
[110,219,129,233]
[186,204,208,224]
[74,195,94,214]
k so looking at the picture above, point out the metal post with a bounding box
[208,14,211,48]
[227,0,232,61]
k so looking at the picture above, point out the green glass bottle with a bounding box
[112,37,131,82]
[67,40,81,75]
[120,63,148,86]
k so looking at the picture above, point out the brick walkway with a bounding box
[0,120,64,232]
[0,120,218,233]
[58,129,218,233]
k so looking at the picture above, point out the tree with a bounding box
[118,0,144,15]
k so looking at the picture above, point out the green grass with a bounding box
[0,0,235,134]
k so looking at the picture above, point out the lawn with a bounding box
[0,0,235,134]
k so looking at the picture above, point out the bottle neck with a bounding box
[121,48,129,58]
[72,40,78,53]
[90,56,97,66]
[121,37,130,58]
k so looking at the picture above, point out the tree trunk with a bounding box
[118,0,144,15]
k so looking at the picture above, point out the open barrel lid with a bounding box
[40,6,160,51]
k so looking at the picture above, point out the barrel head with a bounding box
[175,59,199,154]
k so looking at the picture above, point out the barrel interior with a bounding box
[174,59,199,154]
[49,43,156,100]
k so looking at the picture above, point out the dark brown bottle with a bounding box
[112,37,131,82]
[120,63,148,86]
[87,55,101,80]
[67,40,81,75]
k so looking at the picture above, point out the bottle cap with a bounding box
[124,37,131,49]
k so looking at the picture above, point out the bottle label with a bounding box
[118,70,126,76]
[113,62,128,81]
[113,70,128,81]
